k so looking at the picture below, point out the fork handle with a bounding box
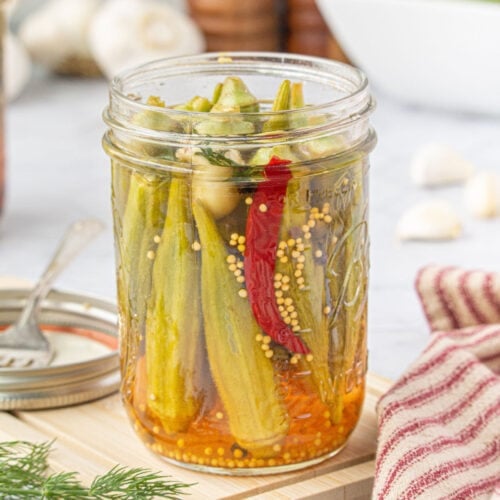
[17,219,105,325]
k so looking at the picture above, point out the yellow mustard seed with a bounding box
[287,238,296,247]
[237,260,244,269]
[262,335,272,344]
[308,219,316,228]
[217,448,225,456]
[234,269,242,277]
[261,343,270,351]
[236,276,245,283]
[216,411,224,420]
[282,275,290,284]
[231,232,239,240]
[245,197,253,205]
[238,235,246,244]
[280,256,288,263]
[237,244,246,253]
[294,269,302,278]
[276,249,284,258]
[290,311,298,319]
[146,250,155,260]
[290,355,299,365]
[204,447,213,456]
[292,325,301,332]
[278,241,287,250]
[265,350,274,359]
[282,284,290,292]
[302,224,309,233]
[226,255,236,264]
[274,281,281,289]
[296,263,305,270]
[304,232,312,240]
[228,263,237,272]
[274,272,283,281]
[315,250,323,258]
[324,306,331,315]
[275,290,283,298]
[284,316,292,325]
[284,297,293,306]
[259,203,268,213]
[233,449,243,459]
[176,439,185,448]
[277,297,285,305]
[297,277,305,285]
[306,353,314,362]
[291,319,299,326]
[153,235,161,244]
[291,250,300,259]
[272,444,281,453]
[255,333,263,342]
[287,305,295,313]
[324,215,333,223]
[268,459,277,466]
[238,289,248,298]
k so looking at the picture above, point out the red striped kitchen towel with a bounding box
[373,266,500,500]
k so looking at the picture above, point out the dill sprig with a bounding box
[0,441,193,499]
[198,148,254,178]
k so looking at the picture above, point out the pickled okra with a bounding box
[109,69,371,473]
[193,200,289,457]
[146,177,203,434]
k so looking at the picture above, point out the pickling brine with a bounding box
[103,53,375,475]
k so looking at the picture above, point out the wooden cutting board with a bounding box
[0,277,392,499]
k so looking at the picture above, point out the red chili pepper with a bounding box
[244,156,310,355]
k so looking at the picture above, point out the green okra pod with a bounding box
[193,200,289,457]
[146,177,203,433]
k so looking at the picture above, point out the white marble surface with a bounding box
[1,73,499,380]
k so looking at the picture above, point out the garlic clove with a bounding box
[4,31,31,102]
[88,0,205,79]
[18,0,102,76]
[397,200,462,241]
[464,171,500,218]
[411,143,475,187]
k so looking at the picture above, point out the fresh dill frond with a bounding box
[88,465,193,499]
[198,148,254,178]
[0,440,193,499]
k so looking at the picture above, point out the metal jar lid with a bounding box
[0,288,120,410]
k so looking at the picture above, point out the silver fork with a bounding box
[0,219,105,369]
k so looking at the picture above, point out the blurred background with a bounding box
[1,0,499,379]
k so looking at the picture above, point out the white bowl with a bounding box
[316,0,500,115]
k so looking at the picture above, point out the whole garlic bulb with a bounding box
[88,0,205,79]
[18,0,102,76]
[464,171,500,219]
[411,143,475,187]
[4,31,31,101]
[397,200,462,241]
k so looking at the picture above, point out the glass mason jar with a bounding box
[103,53,376,475]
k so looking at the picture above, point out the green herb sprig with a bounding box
[0,440,193,499]
[198,148,254,178]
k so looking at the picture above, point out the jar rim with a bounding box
[109,52,371,122]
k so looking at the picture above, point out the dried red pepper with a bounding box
[244,156,310,355]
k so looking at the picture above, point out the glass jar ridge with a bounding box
[103,52,376,475]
